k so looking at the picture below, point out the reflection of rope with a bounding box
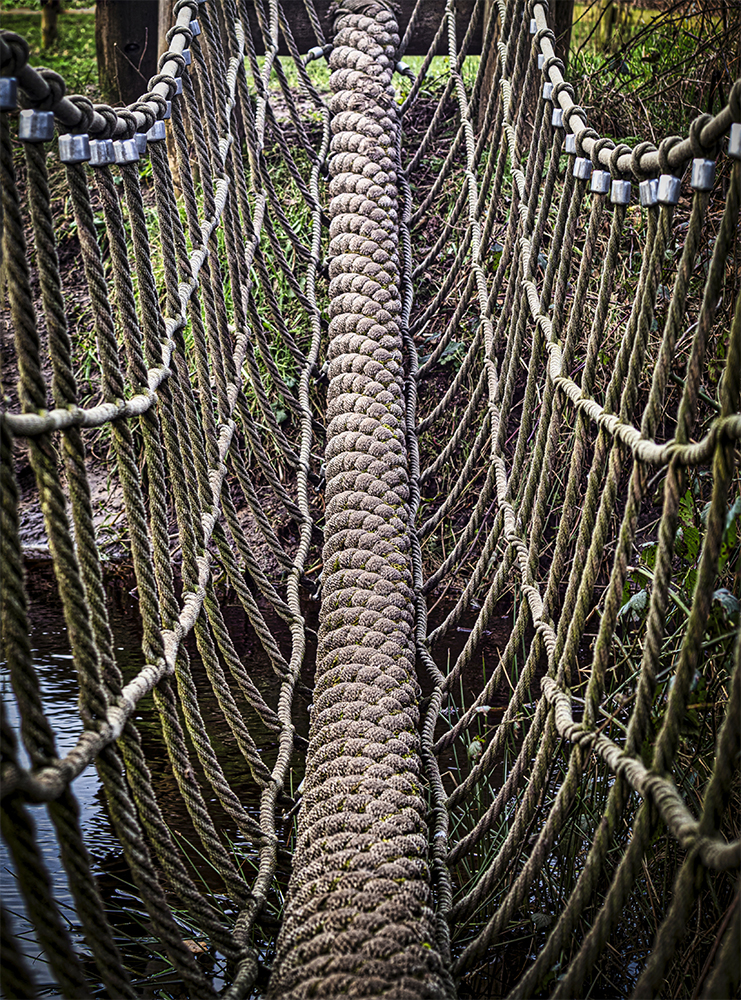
[1,0,740,995]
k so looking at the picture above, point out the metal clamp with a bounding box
[0,77,18,111]
[552,108,563,128]
[573,157,592,180]
[542,82,553,101]
[189,19,201,36]
[729,122,741,160]
[146,120,167,142]
[89,138,116,166]
[689,158,714,191]
[590,169,610,194]
[134,132,149,155]
[19,108,55,143]
[610,179,631,205]
[639,178,658,207]
[58,132,91,163]
[657,174,681,205]
[113,137,140,164]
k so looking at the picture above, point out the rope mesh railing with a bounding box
[1,0,739,996]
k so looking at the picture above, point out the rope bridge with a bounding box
[1,0,739,995]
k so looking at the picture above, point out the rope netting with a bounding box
[0,0,739,996]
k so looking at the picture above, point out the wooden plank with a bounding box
[245,1,481,57]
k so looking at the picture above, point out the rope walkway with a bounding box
[1,0,739,996]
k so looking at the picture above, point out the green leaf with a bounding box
[619,588,648,622]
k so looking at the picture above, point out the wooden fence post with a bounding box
[96,0,159,105]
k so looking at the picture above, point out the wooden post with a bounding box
[96,0,160,106]
[552,0,574,70]
[40,0,60,50]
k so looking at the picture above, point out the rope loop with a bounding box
[689,113,716,159]
[0,32,29,75]
[158,50,186,76]
[67,94,95,133]
[576,126,599,158]
[149,73,179,102]
[543,54,564,78]
[129,100,157,133]
[141,91,169,122]
[609,142,632,178]
[117,109,138,140]
[25,68,66,111]
[591,135,614,169]
[91,103,120,139]
[173,0,200,18]
[535,27,556,49]
[630,139,656,180]
[658,134,683,175]
[563,103,587,134]
[166,23,194,50]
[530,0,549,15]
[553,80,574,104]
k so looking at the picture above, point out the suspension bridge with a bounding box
[1,0,739,996]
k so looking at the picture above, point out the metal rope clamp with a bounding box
[573,156,592,180]
[89,138,116,166]
[114,137,140,164]
[590,168,610,195]
[147,120,167,141]
[657,174,681,205]
[729,122,741,159]
[59,132,91,163]
[19,108,55,143]
[690,158,715,191]
[611,178,631,204]
[0,76,18,110]
[564,133,576,155]
[639,178,659,207]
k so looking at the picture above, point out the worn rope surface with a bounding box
[1,0,740,996]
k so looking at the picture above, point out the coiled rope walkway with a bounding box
[1,0,739,996]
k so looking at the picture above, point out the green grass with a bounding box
[1,10,99,96]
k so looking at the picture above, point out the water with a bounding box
[1,562,513,997]
[0,562,310,997]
